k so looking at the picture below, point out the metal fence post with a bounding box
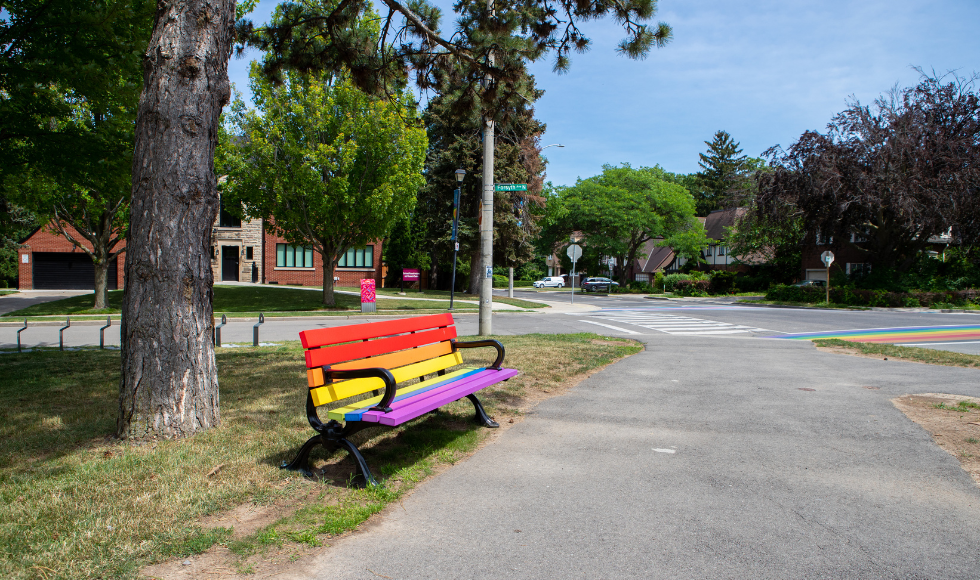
[100,316,111,349]
[59,317,70,351]
[215,314,227,347]
[253,313,264,346]
[17,319,27,353]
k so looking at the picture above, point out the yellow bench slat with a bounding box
[325,367,478,421]
[310,352,464,406]
[306,341,453,388]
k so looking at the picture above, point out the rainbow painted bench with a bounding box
[281,313,518,486]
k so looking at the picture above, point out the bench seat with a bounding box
[281,313,518,485]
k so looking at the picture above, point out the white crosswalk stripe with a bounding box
[582,311,769,335]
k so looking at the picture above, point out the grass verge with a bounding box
[813,338,980,368]
[0,286,549,318]
[0,333,640,579]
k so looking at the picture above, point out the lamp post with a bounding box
[449,168,465,310]
[541,143,564,151]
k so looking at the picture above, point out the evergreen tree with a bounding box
[415,68,546,293]
[694,130,749,215]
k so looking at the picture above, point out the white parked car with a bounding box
[533,276,565,288]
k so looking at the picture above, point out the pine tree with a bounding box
[694,130,749,215]
[415,67,547,293]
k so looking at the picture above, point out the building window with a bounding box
[705,246,713,257]
[815,230,833,246]
[218,197,242,228]
[338,246,374,268]
[245,246,253,260]
[718,246,726,256]
[276,244,314,268]
[846,263,871,277]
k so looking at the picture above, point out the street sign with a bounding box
[494,183,528,192]
[566,244,583,262]
[821,251,835,266]
[403,268,420,281]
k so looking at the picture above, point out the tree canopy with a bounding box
[221,66,427,305]
[756,72,980,273]
[540,164,705,282]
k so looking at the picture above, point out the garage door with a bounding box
[32,253,118,290]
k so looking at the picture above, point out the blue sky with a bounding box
[228,0,980,187]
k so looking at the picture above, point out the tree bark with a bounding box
[321,253,336,306]
[118,0,234,440]
[93,257,110,309]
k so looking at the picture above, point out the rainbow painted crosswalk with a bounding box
[772,325,980,344]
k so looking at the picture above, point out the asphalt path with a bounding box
[290,331,980,579]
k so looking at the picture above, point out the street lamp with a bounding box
[449,169,465,310]
[541,144,564,152]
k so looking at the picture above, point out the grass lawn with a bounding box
[0,289,17,296]
[0,333,640,579]
[0,286,546,318]
[813,338,980,368]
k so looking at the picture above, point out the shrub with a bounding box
[709,271,738,295]
[662,273,690,292]
[674,279,710,296]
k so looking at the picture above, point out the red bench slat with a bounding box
[299,313,454,349]
[304,326,457,369]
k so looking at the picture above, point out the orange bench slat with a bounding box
[306,341,454,388]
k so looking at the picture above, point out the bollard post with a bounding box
[215,314,227,347]
[100,316,111,349]
[59,317,70,351]
[253,313,264,346]
[17,319,27,353]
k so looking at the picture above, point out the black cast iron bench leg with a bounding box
[467,393,499,428]
[280,434,321,478]
[336,437,378,488]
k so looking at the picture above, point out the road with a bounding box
[3,289,980,354]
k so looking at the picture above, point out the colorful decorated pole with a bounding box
[360,279,377,313]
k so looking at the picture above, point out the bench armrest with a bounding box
[453,339,506,370]
[328,367,398,413]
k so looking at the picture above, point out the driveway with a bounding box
[291,333,980,579]
[0,290,91,316]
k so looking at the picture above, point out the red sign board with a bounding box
[403,268,420,281]
[360,279,376,303]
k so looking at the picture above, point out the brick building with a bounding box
[18,205,383,290]
[17,223,126,290]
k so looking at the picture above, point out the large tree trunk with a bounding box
[93,257,110,310]
[118,0,235,440]
[321,255,336,306]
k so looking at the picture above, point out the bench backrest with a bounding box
[300,313,461,407]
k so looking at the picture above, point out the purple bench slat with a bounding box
[343,368,485,422]
[361,368,519,426]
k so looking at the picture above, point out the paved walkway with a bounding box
[285,333,980,579]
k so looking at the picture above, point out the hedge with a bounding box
[765,284,980,307]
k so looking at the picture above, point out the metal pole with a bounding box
[59,317,70,351]
[478,0,496,336]
[100,316,111,349]
[508,267,514,298]
[826,266,830,304]
[570,260,576,305]
[215,314,227,347]
[450,186,460,310]
[253,313,264,346]
[17,319,27,353]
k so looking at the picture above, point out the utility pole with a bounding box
[478,0,495,336]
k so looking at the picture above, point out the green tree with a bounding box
[693,130,750,215]
[541,165,706,283]
[414,68,546,293]
[222,67,426,306]
[0,0,152,307]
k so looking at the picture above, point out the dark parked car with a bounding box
[581,277,620,292]
[791,279,825,287]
